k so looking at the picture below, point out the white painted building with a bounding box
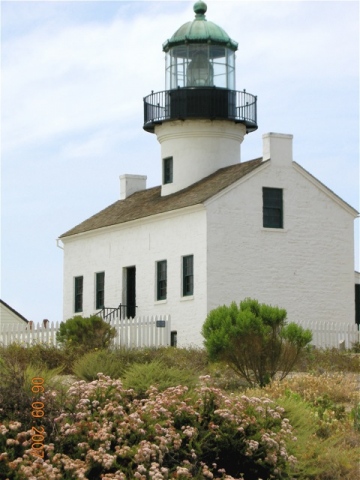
[59,2,358,347]
[0,299,29,334]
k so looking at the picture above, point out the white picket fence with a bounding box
[0,317,358,349]
[296,320,359,349]
[0,315,171,349]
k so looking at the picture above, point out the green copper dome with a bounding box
[162,1,238,52]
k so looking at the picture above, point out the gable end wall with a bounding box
[206,161,355,326]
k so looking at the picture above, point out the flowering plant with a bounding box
[1,375,297,479]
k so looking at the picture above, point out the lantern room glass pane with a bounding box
[226,49,235,90]
[187,45,213,86]
[165,45,235,90]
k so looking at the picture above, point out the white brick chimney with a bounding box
[262,132,293,166]
[120,174,147,200]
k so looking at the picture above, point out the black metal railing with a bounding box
[143,87,257,133]
[96,304,138,322]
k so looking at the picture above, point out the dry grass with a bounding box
[246,372,360,480]
[264,371,359,404]
[295,347,359,373]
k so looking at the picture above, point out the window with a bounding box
[163,157,173,184]
[263,187,283,228]
[182,255,194,296]
[96,272,105,309]
[171,331,178,347]
[74,276,83,313]
[125,266,136,318]
[156,260,167,300]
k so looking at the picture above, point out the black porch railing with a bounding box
[96,304,138,322]
[143,87,257,133]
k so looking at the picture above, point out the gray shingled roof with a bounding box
[60,158,264,238]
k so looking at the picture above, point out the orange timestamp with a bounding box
[30,377,46,459]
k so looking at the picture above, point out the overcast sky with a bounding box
[1,0,359,323]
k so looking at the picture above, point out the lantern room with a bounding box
[165,43,236,89]
[163,1,237,90]
[143,1,257,134]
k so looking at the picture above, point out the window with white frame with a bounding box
[263,187,283,228]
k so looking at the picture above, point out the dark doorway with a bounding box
[126,267,136,318]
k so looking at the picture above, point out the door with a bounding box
[126,266,136,318]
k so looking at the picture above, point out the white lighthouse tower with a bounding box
[143,1,257,196]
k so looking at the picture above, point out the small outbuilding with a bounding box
[0,299,29,334]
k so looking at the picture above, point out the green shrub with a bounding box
[73,347,209,384]
[0,342,40,370]
[122,359,198,397]
[0,343,79,375]
[0,356,66,433]
[56,315,116,352]
[153,345,209,372]
[24,363,65,391]
[0,354,28,424]
[202,298,312,387]
[73,349,127,381]
[351,401,360,432]
[111,345,160,366]
[29,343,74,372]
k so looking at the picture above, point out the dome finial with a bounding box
[194,1,207,17]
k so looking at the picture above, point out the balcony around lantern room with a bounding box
[144,44,257,133]
[143,87,258,133]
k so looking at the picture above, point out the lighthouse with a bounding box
[143,1,258,196]
[59,1,357,348]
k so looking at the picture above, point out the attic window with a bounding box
[263,187,283,228]
[163,157,173,184]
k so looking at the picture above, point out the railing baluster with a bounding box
[144,88,257,133]
[95,304,138,323]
